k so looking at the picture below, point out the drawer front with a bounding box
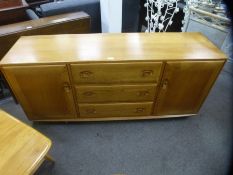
[79,102,153,118]
[70,62,163,84]
[76,84,157,103]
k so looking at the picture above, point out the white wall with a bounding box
[100,0,122,33]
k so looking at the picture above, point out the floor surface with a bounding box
[0,70,232,175]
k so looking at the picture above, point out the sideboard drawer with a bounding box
[79,102,153,118]
[70,62,163,84]
[76,84,157,103]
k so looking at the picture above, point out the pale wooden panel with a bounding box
[76,84,157,103]
[0,33,227,65]
[0,110,51,175]
[79,102,153,118]
[154,60,225,115]
[71,62,163,84]
[2,65,77,120]
[75,114,196,122]
[23,114,196,122]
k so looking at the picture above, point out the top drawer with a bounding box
[70,62,163,84]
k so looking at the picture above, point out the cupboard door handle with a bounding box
[85,108,96,114]
[83,91,95,96]
[142,70,153,77]
[162,79,168,89]
[80,71,93,78]
[135,107,145,113]
[137,91,149,96]
[63,83,71,93]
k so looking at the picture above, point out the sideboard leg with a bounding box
[45,154,55,163]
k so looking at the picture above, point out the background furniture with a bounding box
[27,0,141,33]
[27,0,101,33]
[0,0,29,25]
[183,6,232,74]
[122,0,140,32]
[0,110,53,174]
[183,6,232,60]
[0,33,226,121]
[0,11,90,60]
[26,0,52,7]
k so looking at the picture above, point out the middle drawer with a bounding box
[75,84,157,103]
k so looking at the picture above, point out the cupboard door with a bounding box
[154,61,225,116]
[2,65,77,120]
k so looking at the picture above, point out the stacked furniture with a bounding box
[0,0,29,25]
[0,33,227,121]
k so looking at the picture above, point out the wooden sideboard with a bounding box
[0,33,227,121]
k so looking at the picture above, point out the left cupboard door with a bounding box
[2,65,77,120]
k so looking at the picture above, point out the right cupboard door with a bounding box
[154,61,225,116]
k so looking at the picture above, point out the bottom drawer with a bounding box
[79,102,153,118]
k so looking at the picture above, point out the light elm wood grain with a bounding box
[0,110,52,175]
[76,84,157,103]
[70,62,163,84]
[0,33,227,121]
[2,65,77,120]
[0,32,227,65]
[154,60,225,115]
[79,102,153,118]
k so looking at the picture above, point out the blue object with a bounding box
[38,0,101,33]
[26,9,40,20]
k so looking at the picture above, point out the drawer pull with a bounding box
[162,79,169,89]
[80,71,93,78]
[85,108,97,114]
[137,90,149,96]
[142,70,153,77]
[135,107,145,113]
[83,91,95,96]
[63,82,71,93]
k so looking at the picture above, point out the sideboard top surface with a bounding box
[0,32,227,65]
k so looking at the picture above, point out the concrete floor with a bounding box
[0,70,232,175]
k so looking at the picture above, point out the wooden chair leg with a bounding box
[45,154,55,163]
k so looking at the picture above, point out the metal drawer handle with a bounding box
[80,71,93,78]
[142,70,153,77]
[137,90,149,96]
[85,108,96,114]
[83,91,95,96]
[135,107,145,113]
